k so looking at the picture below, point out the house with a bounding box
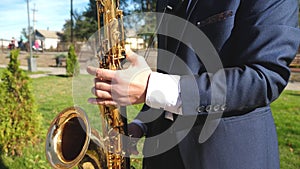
[125,37,144,50]
[1,38,18,50]
[35,29,62,50]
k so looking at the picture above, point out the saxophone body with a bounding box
[45,0,129,168]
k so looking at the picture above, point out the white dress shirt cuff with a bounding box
[145,72,182,115]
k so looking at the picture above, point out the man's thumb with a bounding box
[125,46,139,64]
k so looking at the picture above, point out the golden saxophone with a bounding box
[45,0,130,168]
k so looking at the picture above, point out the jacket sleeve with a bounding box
[181,0,300,116]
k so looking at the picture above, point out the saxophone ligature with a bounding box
[45,0,130,168]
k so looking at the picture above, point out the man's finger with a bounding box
[87,66,116,80]
[95,82,111,91]
[95,79,111,91]
[92,87,112,99]
[88,98,117,105]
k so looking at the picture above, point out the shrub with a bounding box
[0,49,41,156]
[66,44,80,76]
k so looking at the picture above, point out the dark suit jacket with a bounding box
[135,0,300,168]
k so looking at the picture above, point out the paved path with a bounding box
[0,65,67,78]
[285,81,300,91]
[0,64,299,91]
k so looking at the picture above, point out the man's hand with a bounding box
[87,48,152,106]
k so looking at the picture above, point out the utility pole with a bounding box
[32,4,38,43]
[70,0,74,43]
[27,0,36,72]
[1,39,3,52]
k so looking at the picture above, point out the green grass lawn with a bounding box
[0,73,299,168]
[271,90,300,168]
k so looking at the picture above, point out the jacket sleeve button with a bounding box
[220,104,227,111]
[213,104,220,112]
[196,106,206,113]
[205,105,212,112]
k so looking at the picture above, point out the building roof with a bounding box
[35,29,62,39]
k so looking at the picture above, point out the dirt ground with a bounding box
[0,48,158,68]
[0,50,66,67]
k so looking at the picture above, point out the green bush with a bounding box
[66,44,80,76]
[0,49,41,156]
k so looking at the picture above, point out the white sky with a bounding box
[0,0,89,41]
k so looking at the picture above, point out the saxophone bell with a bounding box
[45,106,107,169]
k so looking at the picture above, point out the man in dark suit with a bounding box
[87,0,300,168]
